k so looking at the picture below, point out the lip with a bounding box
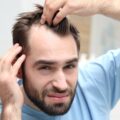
[47,93,69,102]
[47,93,69,98]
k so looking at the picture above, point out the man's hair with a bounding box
[12,5,80,55]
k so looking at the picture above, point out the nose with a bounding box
[52,70,68,91]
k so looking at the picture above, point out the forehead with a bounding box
[27,25,78,61]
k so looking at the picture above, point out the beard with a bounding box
[22,68,76,115]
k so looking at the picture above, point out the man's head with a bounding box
[12,5,80,115]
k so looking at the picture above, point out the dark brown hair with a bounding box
[12,5,80,55]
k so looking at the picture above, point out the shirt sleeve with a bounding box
[78,49,120,112]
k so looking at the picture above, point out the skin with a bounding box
[0,25,79,119]
[40,0,120,25]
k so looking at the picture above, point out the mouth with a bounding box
[47,93,69,103]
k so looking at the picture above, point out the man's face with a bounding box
[23,25,79,115]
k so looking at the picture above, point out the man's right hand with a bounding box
[0,44,25,120]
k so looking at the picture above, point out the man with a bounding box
[0,5,80,120]
[0,3,120,120]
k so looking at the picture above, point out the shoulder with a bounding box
[77,49,120,91]
[77,49,120,93]
[78,49,120,75]
[76,49,120,110]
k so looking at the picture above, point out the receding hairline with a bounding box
[12,4,80,55]
[27,23,78,47]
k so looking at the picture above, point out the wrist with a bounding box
[99,0,113,15]
[1,92,24,109]
[1,104,22,120]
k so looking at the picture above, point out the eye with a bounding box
[38,66,51,70]
[64,64,76,69]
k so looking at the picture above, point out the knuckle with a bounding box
[46,3,54,12]
[2,58,9,64]
[45,0,49,4]
[67,3,75,9]
[4,56,12,64]
[0,73,9,83]
[41,14,46,20]
[45,0,50,7]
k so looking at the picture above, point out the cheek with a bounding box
[67,70,78,88]
[25,70,52,93]
[23,62,48,94]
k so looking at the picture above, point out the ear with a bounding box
[17,68,23,79]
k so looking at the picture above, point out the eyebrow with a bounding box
[66,58,78,64]
[33,58,78,67]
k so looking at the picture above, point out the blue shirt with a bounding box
[1,49,120,120]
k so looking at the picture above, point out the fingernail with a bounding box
[41,19,45,24]
[22,54,26,59]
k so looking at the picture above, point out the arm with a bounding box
[0,44,26,120]
[100,0,120,20]
[79,49,120,112]
[40,0,120,25]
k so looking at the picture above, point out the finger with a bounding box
[12,54,26,76]
[0,58,1,66]
[40,14,46,25]
[3,44,19,60]
[1,45,22,71]
[40,0,51,25]
[0,57,2,71]
[53,5,70,25]
[41,0,66,25]
[0,55,4,71]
